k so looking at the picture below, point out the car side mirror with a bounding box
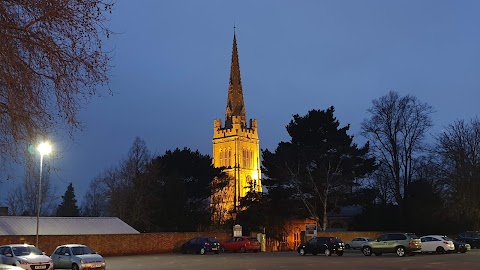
[42,252,46,255]
[376,239,380,242]
[65,253,70,256]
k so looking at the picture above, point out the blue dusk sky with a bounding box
[1,0,480,203]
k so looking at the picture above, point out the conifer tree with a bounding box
[56,183,80,217]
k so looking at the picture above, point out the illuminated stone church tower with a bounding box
[212,32,262,223]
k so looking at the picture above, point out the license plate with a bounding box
[93,264,102,268]
[338,248,343,251]
[212,247,218,250]
[34,266,47,270]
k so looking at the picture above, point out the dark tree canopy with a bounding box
[56,182,80,217]
[146,148,225,232]
[0,0,113,160]
[262,107,376,230]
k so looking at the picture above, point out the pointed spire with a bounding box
[225,30,246,124]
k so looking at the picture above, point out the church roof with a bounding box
[0,216,139,235]
[225,31,246,122]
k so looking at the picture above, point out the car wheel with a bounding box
[200,247,206,255]
[72,264,80,270]
[460,249,467,253]
[362,246,372,256]
[436,246,445,253]
[240,246,246,253]
[345,244,350,249]
[337,251,344,256]
[299,248,306,256]
[220,247,226,252]
[396,246,406,257]
[324,248,331,256]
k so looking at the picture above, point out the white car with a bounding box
[420,235,455,253]
[0,244,53,270]
[345,237,372,249]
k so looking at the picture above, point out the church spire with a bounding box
[225,31,246,124]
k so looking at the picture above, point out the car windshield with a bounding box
[249,237,259,242]
[442,236,453,241]
[207,238,218,243]
[71,246,95,255]
[12,246,43,256]
[334,238,343,243]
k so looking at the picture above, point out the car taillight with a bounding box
[205,242,210,246]
[409,241,416,247]
[443,241,450,245]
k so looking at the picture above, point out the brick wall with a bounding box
[0,232,231,256]
[0,231,382,256]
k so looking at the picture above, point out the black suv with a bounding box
[361,233,421,257]
[457,231,480,248]
[297,236,345,256]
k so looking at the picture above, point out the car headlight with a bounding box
[80,259,86,264]
[17,259,29,264]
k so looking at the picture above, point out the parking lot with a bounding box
[105,249,480,270]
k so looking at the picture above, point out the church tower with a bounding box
[212,32,262,222]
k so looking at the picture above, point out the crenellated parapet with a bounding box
[213,117,258,139]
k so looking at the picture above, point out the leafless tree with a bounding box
[3,156,57,216]
[436,117,480,228]
[361,91,434,219]
[81,176,108,216]
[0,0,114,161]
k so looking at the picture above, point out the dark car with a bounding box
[452,240,468,253]
[297,237,345,256]
[456,231,480,248]
[181,237,221,255]
[361,233,422,257]
[221,236,261,253]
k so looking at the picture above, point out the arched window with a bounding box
[242,148,246,167]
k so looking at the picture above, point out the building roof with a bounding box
[0,216,139,235]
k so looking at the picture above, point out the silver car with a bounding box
[345,237,372,249]
[50,244,105,270]
[0,244,53,270]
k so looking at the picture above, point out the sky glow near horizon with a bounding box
[1,0,479,205]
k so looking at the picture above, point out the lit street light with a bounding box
[36,142,52,247]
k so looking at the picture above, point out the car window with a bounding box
[389,234,407,241]
[249,237,259,242]
[208,238,218,243]
[71,246,95,255]
[12,246,42,256]
[309,238,318,244]
[442,236,453,241]
[334,238,343,243]
[377,235,389,241]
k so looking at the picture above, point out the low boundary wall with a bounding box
[0,231,382,256]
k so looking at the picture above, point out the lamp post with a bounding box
[36,142,51,247]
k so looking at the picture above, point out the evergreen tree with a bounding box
[56,183,80,217]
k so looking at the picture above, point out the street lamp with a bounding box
[36,142,52,247]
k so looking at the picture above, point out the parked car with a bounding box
[361,233,422,257]
[0,265,23,270]
[345,237,372,249]
[420,235,455,253]
[51,244,106,270]
[456,231,480,248]
[181,237,221,255]
[221,236,260,253]
[452,240,468,253]
[297,237,345,256]
[0,244,53,270]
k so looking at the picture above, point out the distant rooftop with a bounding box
[0,216,139,235]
